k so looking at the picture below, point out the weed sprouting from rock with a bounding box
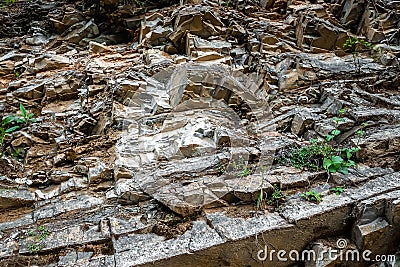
[27,225,50,254]
[280,109,364,175]
[0,103,36,158]
[301,190,322,203]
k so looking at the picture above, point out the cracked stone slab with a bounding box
[113,220,224,266]
[33,193,104,221]
[114,233,189,267]
[19,223,108,254]
[205,211,292,241]
[352,217,391,251]
[331,164,394,185]
[355,189,400,225]
[349,108,400,123]
[47,251,115,267]
[109,215,149,236]
[111,212,293,267]
[281,172,400,223]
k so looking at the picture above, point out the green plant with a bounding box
[133,0,146,7]
[331,185,345,195]
[28,243,42,254]
[301,190,322,203]
[343,36,372,54]
[343,35,373,75]
[238,166,251,177]
[17,103,36,124]
[256,188,264,209]
[356,122,368,146]
[38,226,50,240]
[11,148,21,160]
[267,184,285,207]
[27,226,50,254]
[323,154,355,175]
[288,139,334,171]
[232,158,252,177]
[256,183,285,210]
[322,109,359,174]
[0,104,36,158]
[217,164,225,174]
[256,166,268,209]
[326,108,345,141]
[281,108,363,175]
[0,0,16,8]
[0,116,20,153]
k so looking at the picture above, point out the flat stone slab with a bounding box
[19,223,109,254]
[0,187,35,210]
[205,211,292,241]
[0,213,33,231]
[114,220,225,267]
[281,172,400,223]
[33,193,104,221]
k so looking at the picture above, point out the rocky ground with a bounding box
[0,0,400,266]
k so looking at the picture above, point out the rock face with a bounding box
[0,0,400,266]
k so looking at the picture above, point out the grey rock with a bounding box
[13,82,45,99]
[356,125,400,170]
[89,41,113,54]
[19,223,108,254]
[0,187,35,210]
[291,109,323,136]
[113,178,150,204]
[34,54,71,72]
[64,20,99,44]
[0,241,16,259]
[352,217,390,251]
[33,193,104,221]
[87,159,112,184]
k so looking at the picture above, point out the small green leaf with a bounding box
[20,103,27,117]
[5,126,19,133]
[331,129,341,136]
[345,150,352,159]
[2,116,16,125]
[326,135,334,141]
[323,158,332,169]
[331,156,344,165]
[310,139,318,144]
[347,160,356,167]
[257,190,263,208]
